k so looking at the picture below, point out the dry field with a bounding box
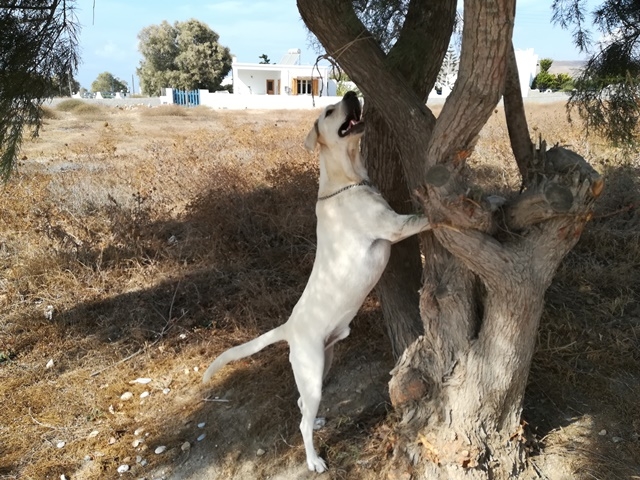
[0,99,638,480]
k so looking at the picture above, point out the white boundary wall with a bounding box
[160,88,343,110]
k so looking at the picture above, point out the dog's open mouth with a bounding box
[339,116,364,137]
[338,92,364,137]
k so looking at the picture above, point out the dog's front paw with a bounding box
[307,454,327,473]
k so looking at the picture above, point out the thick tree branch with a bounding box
[503,41,533,180]
[361,0,458,360]
[388,0,457,102]
[433,226,516,288]
[426,0,516,168]
[505,144,603,231]
[297,0,433,168]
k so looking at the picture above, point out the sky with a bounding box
[73,0,600,92]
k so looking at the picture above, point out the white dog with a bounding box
[203,91,431,473]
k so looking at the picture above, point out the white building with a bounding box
[231,49,337,96]
[159,47,540,108]
[514,48,539,97]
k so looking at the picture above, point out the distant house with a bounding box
[231,48,337,96]
[515,48,539,97]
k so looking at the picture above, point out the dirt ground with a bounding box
[0,99,638,480]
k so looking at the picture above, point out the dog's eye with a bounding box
[325,108,334,117]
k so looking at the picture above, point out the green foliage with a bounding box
[137,19,232,96]
[258,54,271,64]
[553,0,640,146]
[531,60,574,91]
[532,71,555,90]
[55,99,86,112]
[0,0,80,180]
[91,72,128,93]
[539,58,553,73]
[330,71,360,97]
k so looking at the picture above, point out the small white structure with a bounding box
[231,49,336,96]
[514,48,539,97]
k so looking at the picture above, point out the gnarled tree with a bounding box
[298,0,603,478]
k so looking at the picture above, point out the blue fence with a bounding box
[172,89,200,107]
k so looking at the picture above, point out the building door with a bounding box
[266,79,275,95]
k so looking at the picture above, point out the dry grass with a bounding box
[0,102,638,480]
[138,104,189,117]
[55,99,104,117]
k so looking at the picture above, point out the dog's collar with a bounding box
[317,180,372,201]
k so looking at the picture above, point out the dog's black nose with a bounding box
[343,91,357,100]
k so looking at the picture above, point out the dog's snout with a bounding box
[342,91,360,112]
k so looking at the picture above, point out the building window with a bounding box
[297,79,312,95]
[291,78,319,95]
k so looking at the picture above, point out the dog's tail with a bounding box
[202,324,287,384]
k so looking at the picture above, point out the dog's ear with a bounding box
[304,121,318,153]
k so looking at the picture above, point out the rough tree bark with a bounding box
[298,0,603,478]
[362,0,457,359]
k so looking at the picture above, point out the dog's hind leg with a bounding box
[290,342,327,473]
[323,345,334,381]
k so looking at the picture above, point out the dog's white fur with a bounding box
[203,92,431,473]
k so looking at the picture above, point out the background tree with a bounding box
[51,72,81,97]
[532,58,575,91]
[0,0,79,179]
[436,46,460,92]
[553,0,640,145]
[91,71,128,93]
[258,53,271,64]
[539,57,553,73]
[532,57,555,90]
[137,19,232,96]
[556,72,574,91]
[298,1,603,478]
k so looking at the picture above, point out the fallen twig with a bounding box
[29,407,59,430]
[202,396,231,403]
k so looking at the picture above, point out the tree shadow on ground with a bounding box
[524,163,640,479]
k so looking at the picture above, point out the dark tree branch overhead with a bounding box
[0,0,80,179]
[387,0,457,104]
[554,0,640,146]
[297,0,433,161]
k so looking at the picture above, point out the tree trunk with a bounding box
[361,0,458,358]
[298,0,603,478]
[389,145,602,479]
[363,106,424,359]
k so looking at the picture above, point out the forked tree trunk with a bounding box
[298,0,603,478]
[361,1,457,358]
[388,144,602,479]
